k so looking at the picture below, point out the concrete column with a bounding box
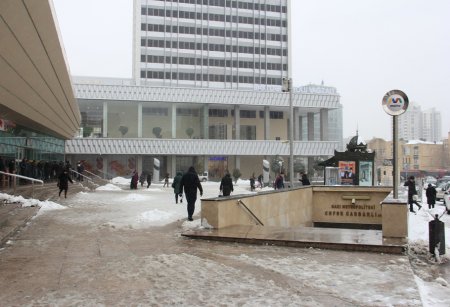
[234,105,240,140]
[320,109,329,141]
[264,106,270,140]
[102,156,108,179]
[138,103,142,138]
[294,108,300,141]
[171,104,177,138]
[298,116,303,141]
[137,155,143,174]
[202,105,209,139]
[102,101,108,138]
[307,112,315,141]
[171,156,176,177]
[235,156,241,171]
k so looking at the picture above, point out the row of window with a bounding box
[154,0,287,13]
[141,38,287,56]
[142,8,287,27]
[141,23,287,42]
[142,107,284,119]
[141,70,282,85]
[141,55,286,71]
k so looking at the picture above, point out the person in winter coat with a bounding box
[220,172,233,196]
[58,169,73,198]
[172,171,183,204]
[250,174,256,191]
[299,172,310,186]
[139,171,146,187]
[274,173,284,190]
[425,183,437,209]
[146,172,152,188]
[130,170,139,190]
[404,176,422,213]
[180,166,203,221]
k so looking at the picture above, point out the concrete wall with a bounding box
[201,186,407,239]
[201,187,313,229]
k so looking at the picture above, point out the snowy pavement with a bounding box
[0,179,449,306]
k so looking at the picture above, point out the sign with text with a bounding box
[382,89,409,116]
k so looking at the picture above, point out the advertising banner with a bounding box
[339,161,356,185]
[359,161,373,186]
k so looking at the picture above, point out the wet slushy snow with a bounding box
[1,178,450,306]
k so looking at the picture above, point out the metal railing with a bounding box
[0,171,43,199]
[237,199,264,226]
[83,170,110,184]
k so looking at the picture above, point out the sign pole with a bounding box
[393,115,398,199]
[382,89,409,200]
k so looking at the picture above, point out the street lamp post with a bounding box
[283,77,294,188]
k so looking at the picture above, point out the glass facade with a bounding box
[0,120,65,162]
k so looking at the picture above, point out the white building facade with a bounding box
[134,0,289,90]
[64,0,344,181]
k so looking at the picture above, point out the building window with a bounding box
[240,125,256,140]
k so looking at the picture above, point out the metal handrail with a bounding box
[69,169,94,184]
[0,170,43,198]
[237,199,264,226]
[83,170,110,183]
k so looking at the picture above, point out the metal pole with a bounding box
[393,115,398,198]
[289,78,294,188]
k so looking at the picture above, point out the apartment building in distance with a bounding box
[398,101,442,143]
[65,0,343,181]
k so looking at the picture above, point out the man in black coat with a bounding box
[180,166,203,221]
[425,183,437,209]
[58,169,73,198]
[404,176,421,213]
[299,172,311,186]
[220,172,233,196]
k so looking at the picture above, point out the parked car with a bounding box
[436,182,450,202]
[444,189,450,214]
[198,171,208,182]
[436,176,450,187]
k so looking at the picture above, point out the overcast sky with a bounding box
[52,0,450,141]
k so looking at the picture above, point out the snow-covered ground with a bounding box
[1,179,450,306]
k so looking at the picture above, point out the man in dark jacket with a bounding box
[425,183,437,209]
[404,176,421,213]
[180,166,203,221]
[220,172,233,196]
[172,171,183,204]
[299,172,310,186]
[58,169,73,198]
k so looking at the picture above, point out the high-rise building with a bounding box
[398,102,442,142]
[133,0,289,90]
[422,108,442,143]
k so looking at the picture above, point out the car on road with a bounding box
[436,182,450,202]
[198,171,208,182]
[443,187,450,214]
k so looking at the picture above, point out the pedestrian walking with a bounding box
[57,169,73,198]
[147,172,152,188]
[425,183,437,209]
[219,172,233,196]
[76,161,84,181]
[163,173,169,187]
[299,172,310,186]
[250,173,256,191]
[139,171,146,187]
[274,173,284,190]
[257,174,263,189]
[130,170,139,189]
[172,171,183,204]
[404,176,421,213]
[180,166,203,221]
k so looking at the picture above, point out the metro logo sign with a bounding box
[382,90,409,116]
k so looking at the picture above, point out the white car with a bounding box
[444,189,450,214]
[436,182,450,202]
[198,171,208,182]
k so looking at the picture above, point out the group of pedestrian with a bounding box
[404,175,439,213]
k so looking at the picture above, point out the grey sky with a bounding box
[53,0,450,141]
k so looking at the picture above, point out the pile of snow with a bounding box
[96,183,121,191]
[111,176,131,185]
[0,193,66,217]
